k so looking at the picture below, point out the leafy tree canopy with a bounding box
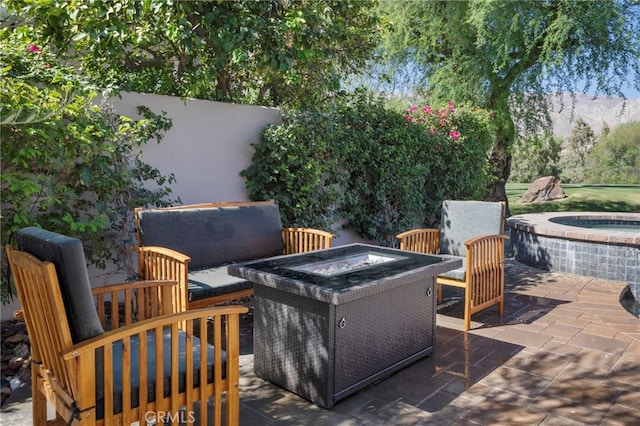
[586,121,640,184]
[377,0,640,204]
[6,0,382,108]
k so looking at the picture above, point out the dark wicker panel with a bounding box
[254,285,334,407]
[334,276,435,393]
[253,275,436,408]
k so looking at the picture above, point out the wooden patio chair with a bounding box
[5,227,247,425]
[281,227,335,254]
[397,200,508,331]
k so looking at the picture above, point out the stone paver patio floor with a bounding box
[1,259,639,425]
[237,259,640,426]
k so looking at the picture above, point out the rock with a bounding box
[13,343,29,359]
[9,377,21,391]
[3,334,24,344]
[520,176,566,203]
[3,357,23,376]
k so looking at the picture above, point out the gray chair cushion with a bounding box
[137,204,285,269]
[437,255,466,281]
[439,200,504,257]
[96,328,223,419]
[188,266,253,302]
[15,227,105,343]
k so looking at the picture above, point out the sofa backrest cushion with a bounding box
[137,204,285,269]
[439,200,504,257]
[15,227,105,343]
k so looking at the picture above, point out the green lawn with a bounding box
[506,183,640,215]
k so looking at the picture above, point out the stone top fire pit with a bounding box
[227,243,462,408]
[228,243,460,305]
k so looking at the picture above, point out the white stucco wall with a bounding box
[1,93,364,320]
[110,92,283,204]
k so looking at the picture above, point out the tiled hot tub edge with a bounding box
[507,212,640,299]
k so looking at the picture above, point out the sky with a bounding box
[621,83,640,100]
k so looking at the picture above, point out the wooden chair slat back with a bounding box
[5,246,77,398]
[282,228,335,254]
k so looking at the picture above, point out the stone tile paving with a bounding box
[1,259,638,425]
[236,259,640,426]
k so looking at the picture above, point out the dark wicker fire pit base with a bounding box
[229,244,461,408]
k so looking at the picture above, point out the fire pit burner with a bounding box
[288,252,403,276]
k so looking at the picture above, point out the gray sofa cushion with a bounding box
[15,227,105,343]
[439,200,504,257]
[188,266,253,302]
[137,204,285,269]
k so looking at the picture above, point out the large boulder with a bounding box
[520,176,566,203]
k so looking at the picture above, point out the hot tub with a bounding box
[507,212,640,311]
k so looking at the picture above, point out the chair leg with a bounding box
[32,373,47,425]
[436,283,442,303]
[463,291,472,331]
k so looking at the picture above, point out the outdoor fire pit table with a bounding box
[227,243,461,408]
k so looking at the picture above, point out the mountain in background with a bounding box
[548,93,640,138]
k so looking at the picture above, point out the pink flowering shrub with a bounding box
[243,91,495,246]
[404,101,462,143]
[402,101,495,211]
[1,36,177,302]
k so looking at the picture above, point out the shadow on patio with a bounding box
[2,259,639,425]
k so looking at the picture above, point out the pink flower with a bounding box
[440,118,447,125]
[28,45,42,54]
[430,128,437,135]
[448,101,455,112]
[449,130,461,141]
[422,106,432,115]
[434,145,441,152]
[409,106,418,112]
[404,115,414,122]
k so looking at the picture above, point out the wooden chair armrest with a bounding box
[465,234,509,270]
[396,228,440,254]
[61,305,248,359]
[465,233,509,248]
[136,246,190,312]
[91,279,178,296]
[136,246,191,263]
[282,227,336,254]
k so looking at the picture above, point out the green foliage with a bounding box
[586,122,640,184]
[7,0,382,108]
[241,110,345,230]
[567,118,596,165]
[376,0,640,202]
[510,133,562,183]
[559,118,596,183]
[1,32,177,302]
[336,93,433,245]
[241,90,494,246]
